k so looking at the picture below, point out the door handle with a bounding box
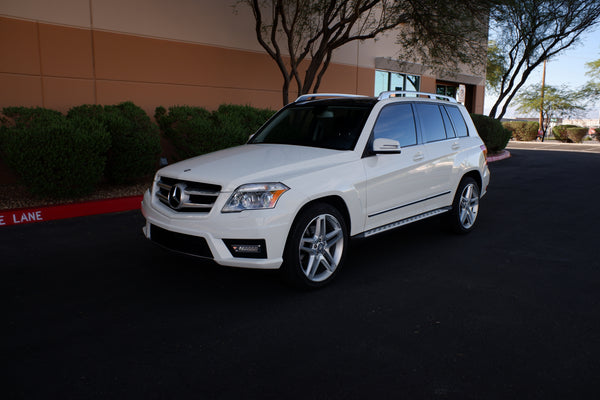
[413,152,424,162]
[452,142,461,150]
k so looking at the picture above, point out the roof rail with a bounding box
[294,93,368,103]
[377,91,458,103]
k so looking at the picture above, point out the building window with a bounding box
[375,70,420,96]
[436,84,457,98]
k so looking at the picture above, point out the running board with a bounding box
[357,207,451,238]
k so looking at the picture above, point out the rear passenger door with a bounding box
[413,103,459,209]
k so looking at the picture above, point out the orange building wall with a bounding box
[473,85,485,114]
[420,76,437,94]
[0,16,375,115]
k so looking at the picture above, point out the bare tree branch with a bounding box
[241,0,493,105]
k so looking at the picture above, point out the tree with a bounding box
[587,58,600,80]
[514,84,584,135]
[582,58,600,99]
[486,41,507,93]
[395,1,492,78]
[241,0,491,106]
[487,0,600,119]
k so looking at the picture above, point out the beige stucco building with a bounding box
[0,0,486,115]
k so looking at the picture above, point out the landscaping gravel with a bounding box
[0,181,150,210]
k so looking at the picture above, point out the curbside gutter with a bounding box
[0,195,143,227]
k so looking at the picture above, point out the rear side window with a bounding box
[372,103,417,147]
[414,103,446,143]
[445,106,469,137]
[441,107,456,138]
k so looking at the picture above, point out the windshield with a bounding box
[249,104,371,150]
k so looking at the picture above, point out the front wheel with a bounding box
[282,203,348,289]
[446,177,480,234]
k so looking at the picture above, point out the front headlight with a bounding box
[222,183,289,213]
[148,173,159,196]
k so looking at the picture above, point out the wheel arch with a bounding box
[291,195,352,234]
[284,196,352,252]
[461,170,482,192]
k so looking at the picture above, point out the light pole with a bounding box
[538,59,547,141]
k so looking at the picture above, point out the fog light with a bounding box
[234,244,261,254]
[223,239,267,259]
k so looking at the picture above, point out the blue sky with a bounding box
[484,27,600,118]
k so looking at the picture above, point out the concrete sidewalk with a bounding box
[507,140,600,154]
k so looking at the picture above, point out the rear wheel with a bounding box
[282,203,348,289]
[446,177,480,234]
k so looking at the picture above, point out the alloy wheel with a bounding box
[458,183,479,230]
[298,213,344,282]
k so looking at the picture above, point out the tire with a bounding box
[281,203,348,289]
[446,177,480,234]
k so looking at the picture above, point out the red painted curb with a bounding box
[487,150,511,163]
[0,195,143,227]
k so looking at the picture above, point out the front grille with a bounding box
[150,224,213,259]
[156,176,221,213]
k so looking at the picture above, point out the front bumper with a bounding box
[141,190,290,269]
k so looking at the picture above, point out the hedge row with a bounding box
[67,103,161,184]
[0,103,274,198]
[0,102,161,197]
[8,103,572,198]
[550,124,594,143]
[498,121,593,143]
[0,108,110,198]
[502,121,539,141]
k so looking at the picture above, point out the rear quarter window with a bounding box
[444,106,469,137]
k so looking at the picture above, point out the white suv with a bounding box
[141,91,490,288]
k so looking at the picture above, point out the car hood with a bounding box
[157,144,357,192]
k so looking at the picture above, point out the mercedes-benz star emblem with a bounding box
[168,183,187,209]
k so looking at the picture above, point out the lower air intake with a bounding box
[150,224,213,259]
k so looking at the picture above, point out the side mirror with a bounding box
[373,138,401,154]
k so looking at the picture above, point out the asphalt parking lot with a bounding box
[3,149,600,399]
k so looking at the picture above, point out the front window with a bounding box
[373,103,417,147]
[249,104,372,151]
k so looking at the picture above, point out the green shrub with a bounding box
[67,104,105,120]
[470,114,512,153]
[1,108,110,198]
[552,124,579,142]
[213,104,274,144]
[68,102,161,184]
[502,121,539,141]
[155,105,213,161]
[155,104,275,161]
[2,106,63,128]
[566,127,588,143]
[104,102,161,184]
